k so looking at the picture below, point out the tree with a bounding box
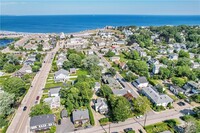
[31,65,40,72]
[132,96,151,115]
[178,50,190,58]
[68,54,82,67]
[29,104,52,117]
[109,96,132,122]
[37,44,43,51]
[3,63,16,73]
[98,85,113,98]
[127,60,148,76]
[62,61,73,70]
[159,67,171,79]
[83,55,99,71]
[171,77,187,87]
[124,72,138,82]
[0,92,15,115]
[177,58,191,66]
[108,68,116,77]
[3,77,26,98]
[191,94,200,103]
[126,50,140,60]
[104,50,115,57]
[50,125,56,133]
[91,70,102,80]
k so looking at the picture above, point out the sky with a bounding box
[0,0,200,15]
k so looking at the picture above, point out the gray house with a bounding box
[30,114,55,131]
[72,109,90,127]
[169,85,185,95]
[54,69,69,82]
[183,81,200,94]
[49,87,61,97]
[94,98,108,114]
[142,87,173,107]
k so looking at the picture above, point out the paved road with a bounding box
[74,107,188,133]
[6,43,60,133]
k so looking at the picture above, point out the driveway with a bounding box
[57,118,75,133]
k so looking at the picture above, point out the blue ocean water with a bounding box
[0,39,14,47]
[0,15,200,33]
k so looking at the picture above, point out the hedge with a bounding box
[87,105,95,126]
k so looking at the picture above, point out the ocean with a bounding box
[0,15,200,33]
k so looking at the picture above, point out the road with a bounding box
[94,50,140,98]
[6,43,60,133]
[74,107,190,133]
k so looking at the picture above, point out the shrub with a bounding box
[87,105,95,126]
[99,118,109,125]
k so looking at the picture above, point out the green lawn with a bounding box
[45,82,63,89]
[0,75,11,85]
[70,69,88,76]
[144,119,180,133]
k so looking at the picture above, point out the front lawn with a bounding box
[144,119,180,133]
[45,82,64,89]
[70,69,88,76]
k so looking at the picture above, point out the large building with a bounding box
[142,87,173,107]
[30,114,55,132]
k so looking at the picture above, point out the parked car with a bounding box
[58,119,61,125]
[178,101,185,106]
[23,106,27,111]
[124,128,133,133]
[36,96,40,100]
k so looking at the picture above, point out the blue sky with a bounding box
[0,0,200,15]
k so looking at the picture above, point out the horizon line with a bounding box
[1,14,200,16]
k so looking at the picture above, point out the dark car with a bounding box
[36,96,40,100]
[178,101,186,106]
[58,119,61,125]
[138,129,143,133]
[23,106,27,111]
[124,128,133,133]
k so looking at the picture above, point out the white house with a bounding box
[49,87,61,97]
[44,96,60,109]
[94,98,108,114]
[110,57,120,62]
[133,77,149,89]
[94,82,101,92]
[153,64,167,74]
[168,54,178,60]
[54,69,69,82]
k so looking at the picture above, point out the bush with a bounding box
[50,125,56,133]
[87,105,95,126]
[99,118,109,125]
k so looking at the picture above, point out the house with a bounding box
[87,50,94,55]
[94,82,101,92]
[0,71,4,77]
[148,58,159,65]
[133,77,148,89]
[110,57,120,62]
[183,81,200,94]
[152,64,167,74]
[122,29,133,37]
[60,32,65,40]
[112,89,128,96]
[54,69,69,82]
[30,114,55,131]
[44,96,60,109]
[94,98,108,114]
[113,40,126,45]
[191,62,200,69]
[56,59,65,69]
[72,109,90,127]
[61,109,68,119]
[49,87,61,97]
[102,75,121,89]
[169,85,185,95]
[142,87,173,107]
[168,54,178,60]
[119,62,126,69]
[13,65,32,77]
[167,48,174,54]
[69,68,76,74]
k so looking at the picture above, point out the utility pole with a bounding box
[144,114,148,127]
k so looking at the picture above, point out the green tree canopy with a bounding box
[3,77,26,98]
[29,104,52,117]
[109,96,132,122]
[0,92,15,115]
